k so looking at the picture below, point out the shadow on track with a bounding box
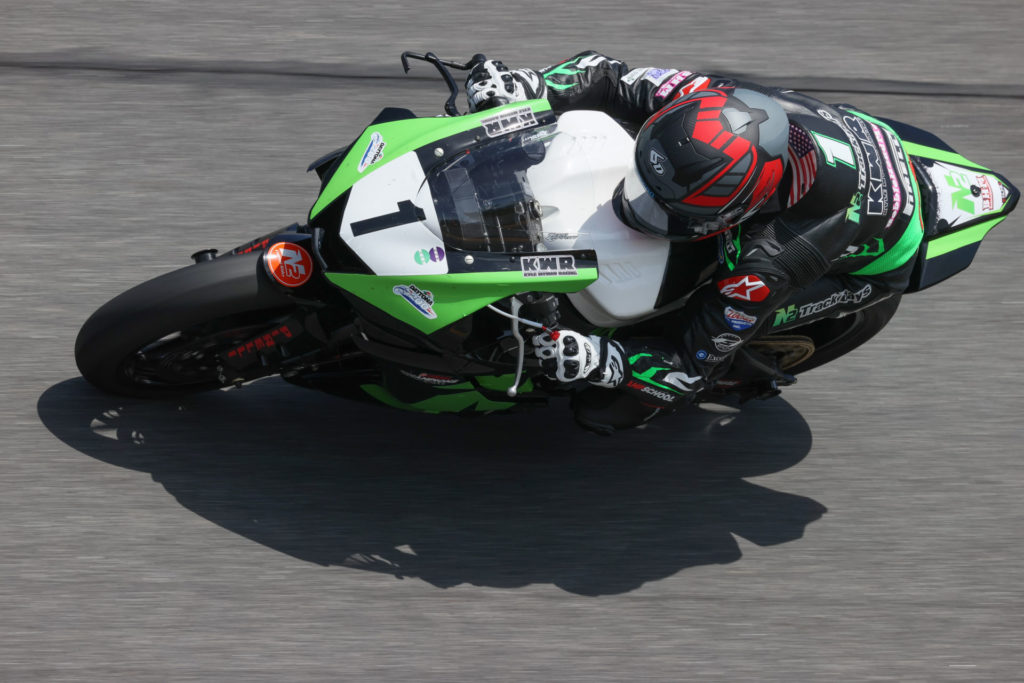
[38,378,826,595]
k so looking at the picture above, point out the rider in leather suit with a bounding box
[466,52,924,433]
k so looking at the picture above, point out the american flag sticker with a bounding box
[787,124,819,207]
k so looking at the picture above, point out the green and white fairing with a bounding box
[310,101,681,334]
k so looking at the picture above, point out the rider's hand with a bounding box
[466,59,544,112]
[532,330,625,388]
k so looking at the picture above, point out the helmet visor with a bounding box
[621,163,741,240]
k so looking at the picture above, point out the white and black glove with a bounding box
[465,59,545,112]
[532,330,625,388]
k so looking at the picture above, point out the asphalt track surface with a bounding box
[3,2,1024,680]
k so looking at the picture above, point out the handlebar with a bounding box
[400,51,488,116]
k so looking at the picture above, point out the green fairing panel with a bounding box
[309,99,555,220]
[360,375,534,413]
[901,142,990,172]
[925,217,1004,259]
[326,268,599,334]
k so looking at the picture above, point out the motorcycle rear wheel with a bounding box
[75,252,298,398]
[780,294,902,375]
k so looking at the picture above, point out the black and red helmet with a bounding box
[619,87,789,241]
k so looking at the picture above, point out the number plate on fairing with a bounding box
[339,151,448,276]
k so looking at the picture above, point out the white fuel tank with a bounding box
[526,111,672,327]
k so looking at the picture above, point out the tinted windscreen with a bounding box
[427,126,555,252]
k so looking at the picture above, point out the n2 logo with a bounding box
[265,242,314,287]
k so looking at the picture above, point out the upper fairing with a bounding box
[328,106,684,327]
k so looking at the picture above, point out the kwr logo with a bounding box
[265,242,313,288]
[521,255,578,278]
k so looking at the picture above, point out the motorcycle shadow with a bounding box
[37,378,826,596]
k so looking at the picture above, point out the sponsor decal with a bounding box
[481,106,538,138]
[841,115,887,218]
[643,68,677,86]
[696,349,727,363]
[883,127,916,219]
[773,305,798,327]
[1000,180,1010,205]
[724,306,757,331]
[944,171,977,215]
[265,242,313,287]
[225,322,297,364]
[649,148,667,175]
[620,68,647,86]
[675,76,710,98]
[521,254,578,277]
[717,274,770,302]
[626,380,676,404]
[711,332,743,353]
[543,232,575,242]
[357,131,386,173]
[977,174,995,211]
[235,237,271,255]
[414,246,446,265]
[845,192,862,224]
[393,284,438,319]
[870,123,903,228]
[655,70,691,100]
[399,370,462,386]
[772,284,873,326]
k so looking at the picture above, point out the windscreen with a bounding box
[426,124,558,253]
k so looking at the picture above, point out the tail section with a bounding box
[881,117,1019,292]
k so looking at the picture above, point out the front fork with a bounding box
[189,224,351,385]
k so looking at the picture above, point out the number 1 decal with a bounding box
[350,200,426,237]
[811,132,856,169]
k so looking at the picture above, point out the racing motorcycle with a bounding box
[75,52,1019,419]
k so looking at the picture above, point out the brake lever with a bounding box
[400,52,488,116]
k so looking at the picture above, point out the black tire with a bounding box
[782,294,902,376]
[75,252,298,398]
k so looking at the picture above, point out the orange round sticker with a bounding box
[265,242,313,287]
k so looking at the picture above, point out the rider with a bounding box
[465,52,924,433]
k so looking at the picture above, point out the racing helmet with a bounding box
[618,87,789,241]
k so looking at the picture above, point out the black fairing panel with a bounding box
[876,116,957,154]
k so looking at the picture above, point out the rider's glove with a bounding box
[466,59,545,112]
[532,330,625,388]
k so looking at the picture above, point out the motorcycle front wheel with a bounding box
[75,252,298,398]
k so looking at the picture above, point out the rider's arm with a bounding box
[667,211,855,385]
[535,51,723,125]
[466,50,722,125]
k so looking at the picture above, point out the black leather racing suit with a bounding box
[520,52,925,428]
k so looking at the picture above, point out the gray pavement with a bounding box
[2,2,1023,680]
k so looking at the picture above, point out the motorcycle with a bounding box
[75,52,1019,420]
